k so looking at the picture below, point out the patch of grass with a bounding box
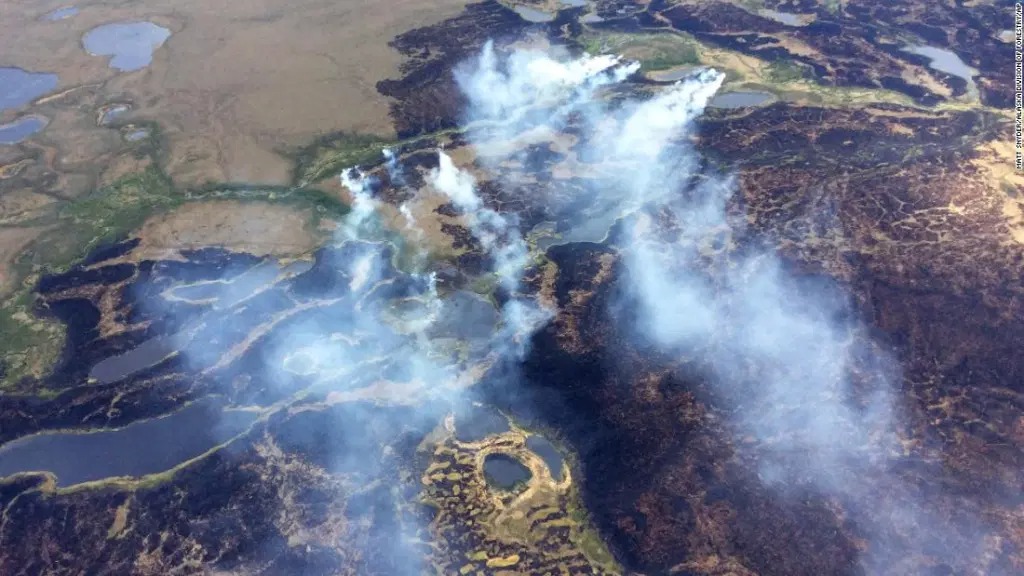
[188,183,351,228]
[641,46,700,71]
[0,286,65,393]
[293,131,396,185]
[566,479,620,573]
[766,59,808,83]
[32,167,178,273]
[823,0,843,14]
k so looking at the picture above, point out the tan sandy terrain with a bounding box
[0,0,472,187]
[132,200,321,259]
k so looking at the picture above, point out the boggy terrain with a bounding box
[1,1,1023,575]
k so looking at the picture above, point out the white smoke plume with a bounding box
[109,38,1000,574]
[456,40,636,124]
[455,40,639,157]
[446,41,1000,574]
[428,150,550,355]
[339,167,378,238]
[383,147,405,186]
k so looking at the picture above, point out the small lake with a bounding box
[526,435,564,480]
[647,67,694,82]
[998,30,1015,43]
[89,333,179,384]
[560,0,587,6]
[0,400,257,486]
[44,6,79,21]
[515,6,556,23]
[758,9,806,26]
[122,126,151,142]
[97,102,131,126]
[0,116,48,145]
[904,45,978,97]
[83,21,171,72]
[483,453,531,489]
[0,68,59,112]
[709,91,775,108]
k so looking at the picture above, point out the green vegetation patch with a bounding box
[766,59,808,83]
[29,167,177,273]
[293,131,396,185]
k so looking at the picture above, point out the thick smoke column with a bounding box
[457,40,637,129]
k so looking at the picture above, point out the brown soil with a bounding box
[132,200,320,260]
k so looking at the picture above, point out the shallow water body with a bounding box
[515,5,556,22]
[904,45,978,96]
[0,68,58,112]
[526,435,564,479]
[0,116,48,144]
[709,91,775,108]
[83,21,171,71]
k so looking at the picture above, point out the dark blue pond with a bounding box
[483,453,531,489]
[526,435,564,480]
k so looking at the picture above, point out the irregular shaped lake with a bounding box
[515,5,555,22]
[97,102,131,126]
[0,400,258,486]
[758,9,806,26]
[709,91,775,108]
[83,21,171,71]
[483,453,531,489]
[526,435,564,480]
[648,67,695,82]
[0,68,58,112]
[122,126,151,141]
[89,333,179,384]
[904,45,978,97]
[0,116,48,145]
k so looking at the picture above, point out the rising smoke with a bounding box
[446,40,999,574]
[126,36,998,574]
